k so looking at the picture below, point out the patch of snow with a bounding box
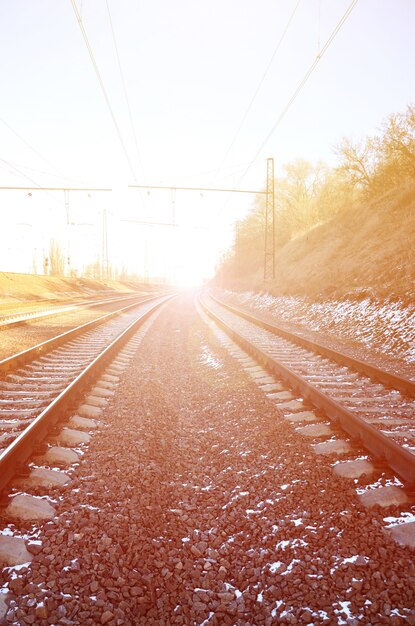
[227,291,415,366]
[315,610,329,620]
[281,559,301,576]
[4,562,31,578]
[384,511,415,527]
[335,600,354,624]
[271,600,284,617]
[330,554,369,574]
[269,561,284,573]
[343,555,365,564]
[356,475,403,495]
[199,344,223,370]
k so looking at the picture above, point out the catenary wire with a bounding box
[4,160,91,186]
[0,157,63,205]
[0,118,67,180]
[70,0,138,183]
[217,0,302,174]
[236,0,359,188]
[105,0,146,182]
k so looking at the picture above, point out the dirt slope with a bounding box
[233,182,415,300]
[0,272,157,304]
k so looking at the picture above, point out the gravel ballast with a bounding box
[0,297,146,361]
[1,295,414,625]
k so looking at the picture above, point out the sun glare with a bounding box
[173,265,207,288]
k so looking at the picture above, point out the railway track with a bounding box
[200,292,415,527]
[0,294,413,624]
[0,293,174,495]
[0,292,160,329]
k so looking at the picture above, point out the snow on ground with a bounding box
[224,290,415,367]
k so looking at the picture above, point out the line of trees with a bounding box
[42,239,118,279]
[216,104,415,284]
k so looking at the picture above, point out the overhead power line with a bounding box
[0,185,111,191]
[129,184,266,195]
[70,0,137,182]
[218,0,302,172]
[0,118,67,180]
[2,159,92,186]
[105,0,145,181]
[0,157,64,205]
[238,0,359,185]
[0,157,42,188]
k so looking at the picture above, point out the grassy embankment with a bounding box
[226,182,415,301]
[0,272,159,304]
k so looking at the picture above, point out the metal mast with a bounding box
[101,208,109,279]
[264,157,275,281]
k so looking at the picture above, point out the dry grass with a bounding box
[270,181,415,300]
[0,272,141,304]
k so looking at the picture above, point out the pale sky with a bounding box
[0,0,414,283]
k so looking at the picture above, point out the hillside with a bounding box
[0,272,158,305]
[221,182,415,301]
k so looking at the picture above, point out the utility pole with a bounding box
[64,189,70,276]
[143,239,149,283]
[264,157,275,281]
[235,220,241,277]
[101,209,109,280]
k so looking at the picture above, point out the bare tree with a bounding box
[277,160,327,237]
[379,104,415,178]
[49,239,65,276]
[335,137,376,190]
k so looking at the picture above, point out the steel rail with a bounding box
[200,294,415,487]
[0,293,169,374]
[0,293,160,329]
[0,294,174,494]
[211,293,415,398]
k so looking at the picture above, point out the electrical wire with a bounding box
[3,159,90,185]
[105,0,145,181]
[0,157,45,189]
[217,0,302,173]
[0,118,67,180]
[236,0,359,187]
[0,157,63,204]
[70,0,137,182]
